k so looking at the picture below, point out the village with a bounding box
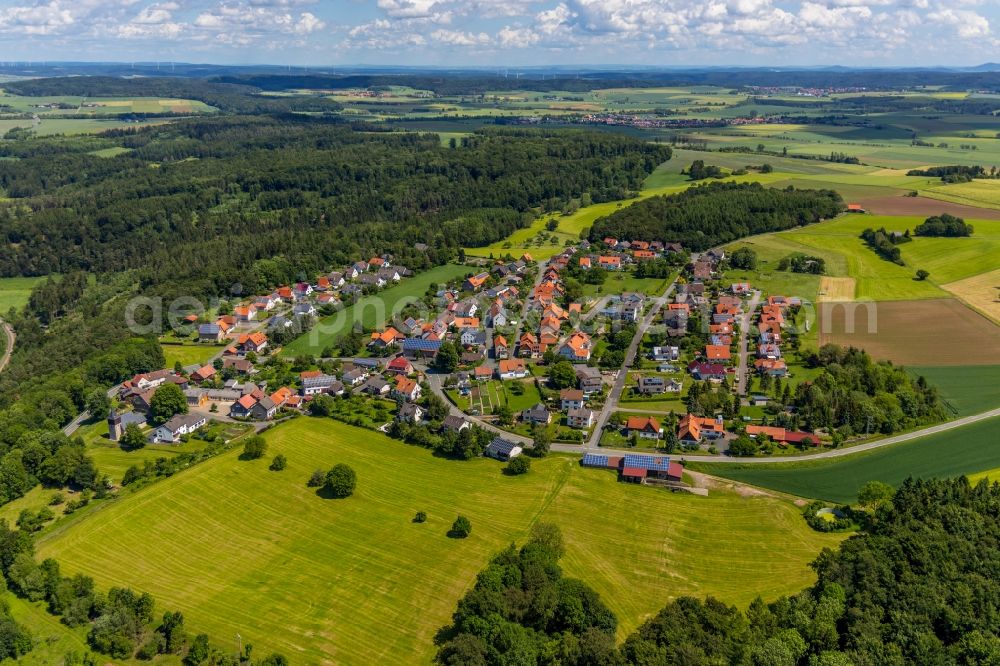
[108,234,824,485]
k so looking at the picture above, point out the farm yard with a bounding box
[36,417,839,662]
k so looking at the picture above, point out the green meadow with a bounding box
[0,276,44,313]
[693,416,1000,504]
[36,417,841,663]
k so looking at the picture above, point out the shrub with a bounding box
[505,456,531,475]
[269,454,287,471]
[413,511,427,523]
[307,469,326,487]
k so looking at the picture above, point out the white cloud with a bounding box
[928,7,990,38]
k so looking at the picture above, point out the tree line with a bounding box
[589,182,844,251]
[438,476,1000,665]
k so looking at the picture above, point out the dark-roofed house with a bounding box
[250,397,278,421]
[108,409,147,442]
[566,407,594,429]
[397,403,424,424]
[485,436,522,461]
[442,415,470,433]
[301,373,339,396]
[402,337,442,359]
[198,323,223,342]
[521,403,551,426]
[576,365,603,394]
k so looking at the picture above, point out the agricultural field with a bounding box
[943,266,1000,324]
[0,91,216,115]
[0,275,44,313]
[693,415,1000,504]
[0,117,175,136]
[36,417,840,662]
[907,365,1000,417]
[818,298,1000,366]
[282,263,469,356]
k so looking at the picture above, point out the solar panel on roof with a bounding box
[622,454,670,471]
[581,453,609,468]
[403,338,442,351]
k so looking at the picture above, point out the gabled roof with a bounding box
[625,415,661,432]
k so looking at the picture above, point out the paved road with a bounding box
[553,406,1000,462]
[586,279,678,447]
[508,259,549,353]
[425,371,532,445]
[580,295,614,323]
[735,290,762,396]
[0,320,14,374]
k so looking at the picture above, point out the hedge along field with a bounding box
[36,417,840,663]
[282,263,469,357]
[693,416,1000,504]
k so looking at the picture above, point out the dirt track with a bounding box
[856,195,1000,220]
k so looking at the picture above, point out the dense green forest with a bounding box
[435,523,619,665]
[439,477,1000,665]
[3,77,342,114]
[0,119,668,299]
[589,182,843,250]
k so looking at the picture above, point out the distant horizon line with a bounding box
[3,61,1000,73]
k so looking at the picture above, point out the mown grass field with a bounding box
[0,276,44,313]
[282,263,469,356]
[693,416,1000,504]
[37,417,840,663]
[160,342,225,369]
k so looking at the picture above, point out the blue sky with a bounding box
[1,0,998,67]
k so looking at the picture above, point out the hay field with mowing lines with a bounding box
[923,179,1000,210]
[283,263,469,356]
[37,417,839,663]
[819,298,1000,366]
[944,267,1000,324]
[693,416,1000,504]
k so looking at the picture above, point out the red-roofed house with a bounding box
[625,415,662,440]
[746,425,817,446]
[705,345,731,363]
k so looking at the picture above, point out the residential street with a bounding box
[585,278,678,448]
[735,290,762,396]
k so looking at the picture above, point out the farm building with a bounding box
[581,453,683,484]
